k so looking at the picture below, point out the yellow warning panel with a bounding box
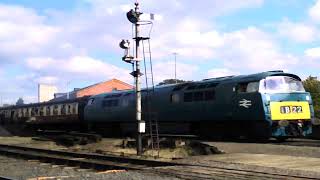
[270,101,311,120]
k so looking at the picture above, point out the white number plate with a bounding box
[280,106,302,114]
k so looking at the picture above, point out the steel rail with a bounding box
[0,144,318,179]
[0,144,178,171]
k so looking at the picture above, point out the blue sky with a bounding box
[0,0,319,104]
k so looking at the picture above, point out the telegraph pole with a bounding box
[173,52,178,84]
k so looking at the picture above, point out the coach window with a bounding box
[31,108,35,116]
[61,105,66,115]
[17,109,22,118]
[39,107,44,116]
[73,103,78,114]
[46,106,50,116]
[35,107,40,116]
[66,105,71,114]
[53,105,58,115]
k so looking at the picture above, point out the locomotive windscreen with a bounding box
[261,76,305,93]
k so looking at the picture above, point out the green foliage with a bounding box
[303,76,320,118]
[16,97,24,106]
[157,79,190,86]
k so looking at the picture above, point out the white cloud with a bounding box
[152,61,199,83]
[309,0,320,22]
[26,56,132,83]
[36,76,59,84]
[215,27,299,71]
[85,0,264,17]
[305,47,320,58]
[277,19,317,43]
[0,5,61,62]
[207,68,239,78]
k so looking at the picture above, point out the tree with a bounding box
[157,79,190,86]
[303,76,320,118]
[16,97,24,106]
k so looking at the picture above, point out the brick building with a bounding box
[52,79,133,101]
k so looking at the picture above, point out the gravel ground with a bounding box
[0,156,179,180]
[204,139,320,158]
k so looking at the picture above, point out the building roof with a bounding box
[78,79,133,91]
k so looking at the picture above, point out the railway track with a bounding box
[153,156,320,180]
[0,144,318,179]
[153,165,319,180]
[0,144,178,171]
[270,138,320,147]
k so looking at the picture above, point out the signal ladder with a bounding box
[141,37,160,157]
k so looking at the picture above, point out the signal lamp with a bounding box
[126,9,141,24]
[119,39,130,49]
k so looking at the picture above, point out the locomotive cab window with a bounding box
[261,76,305,93]
[246,82,260,93]
[237,82,259,93]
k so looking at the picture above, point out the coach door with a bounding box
[233,81,263,121]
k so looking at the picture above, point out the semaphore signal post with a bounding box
[119,2,144,156]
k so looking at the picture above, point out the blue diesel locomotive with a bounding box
[84,71,315,140]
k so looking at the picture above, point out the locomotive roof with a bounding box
[202,70,301,83]
[91,70,301,98]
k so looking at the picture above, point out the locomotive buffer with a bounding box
[119,2,159,156]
